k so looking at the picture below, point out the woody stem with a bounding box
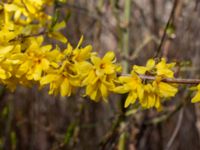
[139,75,200,84]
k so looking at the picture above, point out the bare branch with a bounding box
[122,74,200,85]
[154,0,179,58]
[165,108,184,150]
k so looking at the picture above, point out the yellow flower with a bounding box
[153,81,178,98]
[191,84,200,103]
[82,51,121,101]
[0,23,21,44]
[0,45,15,61]
[133,58,176,78]
[0,67,11,80]
[114,68,178,109]
[91,52,121,77]
[114,71,143,108]
[6,0,51,24]
[139,78,177,109]
[156,58,176,78]
[16,37,62,81]
[139,84,161,109]
[4,3,32,24]
[0,44,22,81]
[2,76,31,92]
[48,21,67,43]
[62,38,94,79]
[40,60,80,97]
[40,38,94,97]
[133,58,155,74]
[63,38,93,63]
[40,73,73,96]
[139,80,177,109]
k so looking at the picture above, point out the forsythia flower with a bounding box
[114,71,143,108]
[137,80,177,110]
[115,58,178,109]
[156,58,176,78]
[153,80,178,98]
[82,51,121,101]
[48,21,68,43]
[40,61,79,97]
[133,58,155,74]
[40,41,93,97]
[139,83,161,109]
[5,0,52,24]
[0,65,11,80]
[16,36,61,81]
[191,84,200,103]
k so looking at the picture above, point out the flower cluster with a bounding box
[0,0,200,110]
[114,59,178,110]
[0,0,66,90]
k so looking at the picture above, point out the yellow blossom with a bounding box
[40,59,80,97]
[16,37,62,81]
[114,71,143,108]
[191,84,200,103]
[114,57,178,109]
[133,58,155,74]
[153,81,178,98]
[48,21,67,43]
[82,51,121,101]
[139,83,161,109]
[156,58,176,78]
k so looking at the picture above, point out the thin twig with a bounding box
[195,0,200,11]
[165,108,184,150]
[139,75,200,84]
[123,35,159,61]
[154,0,179,58]
[145,102,183,125]
[98,114,123,149]
[65,3,89,13]
[122,74,200,85]
[9,31,47,42]
[132,0,148,28]
[99,96,127,149]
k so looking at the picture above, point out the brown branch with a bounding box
[165,108,184,150]
[145,102,183,125]
[122,74,200,85]
[195,0,200,11]
[122,35,159,61]
[99,95,127,149]
[9,31,47,42]
[139,75,200,84]
[154,0,179,58]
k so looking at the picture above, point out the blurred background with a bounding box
[1,0,200,149]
